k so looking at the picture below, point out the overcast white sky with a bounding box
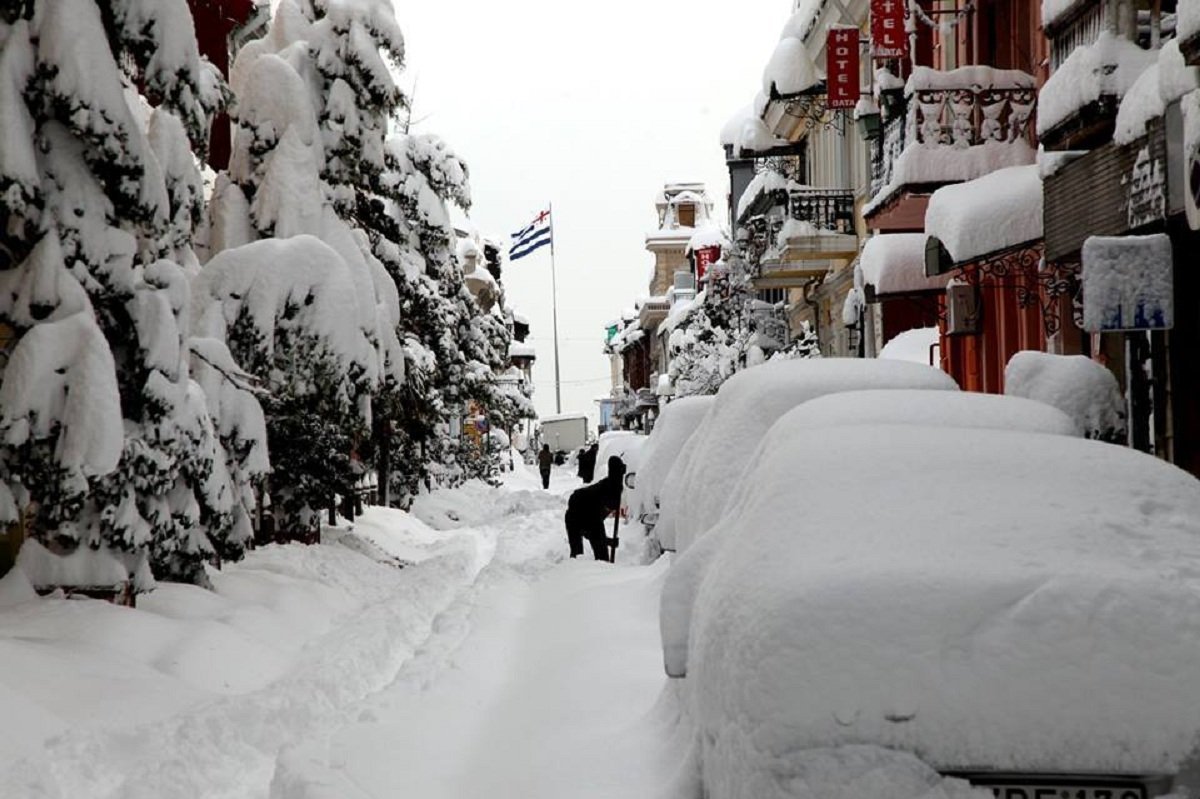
[393,0,790,427]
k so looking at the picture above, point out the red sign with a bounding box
[870,0,907,59]
[694,246,720,283]
[826,28,860,109]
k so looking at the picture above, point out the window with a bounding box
[678,203,696,228]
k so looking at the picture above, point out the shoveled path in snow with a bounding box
[287,474,690,799]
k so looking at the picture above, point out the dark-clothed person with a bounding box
[564,456,626,560]
[538,444,553,489]
[577,442,599,483]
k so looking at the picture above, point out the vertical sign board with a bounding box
[826,28,861,109]
[694,245,720,283]
[870,0,907,59]
[1080,234,1174,332]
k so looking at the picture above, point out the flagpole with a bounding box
[549,203,562,414]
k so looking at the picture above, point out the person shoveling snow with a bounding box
[564,456,625,560]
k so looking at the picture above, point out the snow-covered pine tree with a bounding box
[204,0,405,536]
[372,133,480,502]
[0,0,265,588]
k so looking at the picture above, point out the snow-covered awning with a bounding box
[924,164,1043,265]
[1038,31,1157,138]
[762,35,822,98]
[860,234,950,297]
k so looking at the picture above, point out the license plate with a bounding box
[962,776,1148,799]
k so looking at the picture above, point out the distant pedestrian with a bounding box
[538,444,553,489]
[577,442,599,483]
[564,456,626,560]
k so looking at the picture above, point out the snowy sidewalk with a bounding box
[323,557,683,799]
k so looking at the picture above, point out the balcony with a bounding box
[740,186,858,287]
[866,66,1038,229]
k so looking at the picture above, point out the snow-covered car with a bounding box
[654,358,958,553]
[660,389,1081,679]
[628,395,714,537]
[677,417,1200,799]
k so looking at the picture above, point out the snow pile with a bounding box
[1081,234,1174,332]
[0,513,489,795]
[1038,32,1158,137]
[762,35,822,98]
[1037,145,1086,177]
[409,478,563,531]
[1182,0,1200,42]
[925,165,1042,262]
[656,358,958,554]
[1114,41,1200,145]
[860,234,949,296]
[1005,351,1126,440]
[736,170,799,219]
[685,422,1200,788]
[631,396,715,532]
[720,104,786,154]
[879,327,940,366]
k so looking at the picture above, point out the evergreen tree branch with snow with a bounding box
[0,0,265,590]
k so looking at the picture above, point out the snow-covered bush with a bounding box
[0,0,263,587]
[1004,351,1126,442]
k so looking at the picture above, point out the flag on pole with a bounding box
[509,208,552,260]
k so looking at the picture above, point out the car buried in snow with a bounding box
[664,400,1200,799]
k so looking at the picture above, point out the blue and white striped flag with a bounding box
[509,209,552,260]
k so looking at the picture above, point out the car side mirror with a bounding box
[624,472,636,490]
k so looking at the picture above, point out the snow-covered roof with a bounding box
[860,234,949,296]
[1038,31,1158,137]
[1113,40,1200,145]
[780,0,825,43]
[511,312,530,326]
[736,170,805,220]
[508,342,536,359]
[686,226,727,254]
[661,290,703,333]
[540,412,589,423]
[720,105,789,154]
[762,35,823,98]
[924,164,1042,264]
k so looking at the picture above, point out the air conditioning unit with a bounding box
[945,282,981,335]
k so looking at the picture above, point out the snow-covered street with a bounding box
[0,465,687,799]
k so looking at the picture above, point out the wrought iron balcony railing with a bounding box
[870,68,1037,200]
